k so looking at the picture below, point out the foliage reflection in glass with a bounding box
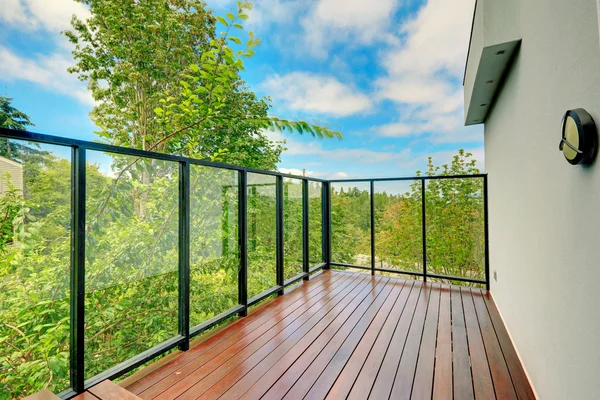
[84,151,179,379]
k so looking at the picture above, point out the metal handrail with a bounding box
[0,128,488,397]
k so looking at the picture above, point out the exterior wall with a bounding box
[484,0,600,398]
[0,156,24,196]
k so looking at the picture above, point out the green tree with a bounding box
[65,0,340,166]
[0,95,35,160]
[0,95,33,131]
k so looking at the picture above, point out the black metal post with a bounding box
[370,180,375,276]
[238,171,248,316]
[483,175,490,291]
[323,182,331,269]
[302,179,310,280]
[421,179,428,283]
[276,176,285,295]
[178,161,190,351]
[70,146,86,393]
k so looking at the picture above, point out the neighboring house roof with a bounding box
[0,155,23,168]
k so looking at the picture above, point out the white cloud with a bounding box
[395,146,485,172]
[261,72,373,117]
[247,0,303,27]
[0,46,93,105]
[0,0,90,32]
[377,122,413,137]
[279,167,349,180]
[301,0,399,57]
[374,0,480,144]
[265,129,410,165]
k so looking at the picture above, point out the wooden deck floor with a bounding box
[120,270,535,399]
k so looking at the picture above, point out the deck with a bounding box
[118,270,535,399]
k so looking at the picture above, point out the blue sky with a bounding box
[0,0,482,179]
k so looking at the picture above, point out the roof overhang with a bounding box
[463,0,521,126]
[464,40,521,125]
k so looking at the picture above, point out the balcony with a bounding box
[0,128,533,399]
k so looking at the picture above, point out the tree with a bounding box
[0,95,33,131]
[64,0,340,167]
[0,95,35,160]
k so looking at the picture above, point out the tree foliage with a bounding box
[65,0,340,169]
[331,150,485,282]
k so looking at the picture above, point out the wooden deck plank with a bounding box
[388,280,434,399]
[324,280,416,400]
[296,279,407,400]
[87,380,141,400]
[410,283,442,400]
[472,290,518,400]
[133,272,349,398]
[365,281,425,400]
[127,270,340,394]
[71,393,101,400]
[114,271,533,400]
[213,275,383,400]
[451,286,475,400]
[267,278,400,399]
[348,281,423,400]
[432,285,453,400]
[481,290,536,400]
[149,273,363,399]
[461,286,495,399]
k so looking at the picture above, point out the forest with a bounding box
[0,0,483,397]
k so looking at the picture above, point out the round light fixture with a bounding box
[559,108,598,165]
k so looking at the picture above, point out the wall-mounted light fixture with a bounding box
[559,108,598,165]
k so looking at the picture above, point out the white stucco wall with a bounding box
[484,0,600,398]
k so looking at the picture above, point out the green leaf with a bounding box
[216,16,229,26]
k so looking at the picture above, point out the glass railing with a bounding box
[0,128,488,398]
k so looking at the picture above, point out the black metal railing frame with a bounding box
[327,175,489,286]
[0,128,489,397]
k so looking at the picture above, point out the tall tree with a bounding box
[0,95,35,159]
[64,0,340,170]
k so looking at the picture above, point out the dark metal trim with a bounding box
[178,161,191,351]
[70,146,86,393]
[329,262,486,285]
[374,267,426,277]
[327,174,487,183]
[83,336,184,389]
[426,273,487,285]
[484,174,490,291]
[323,182,332,269]
[421,180,428,283]
[309,263,327,275]
[248,285,284,307]
[284,272,309,287]
[0,128,328,183]
[370,180,375,276]
[276,176,285,295]
[330,262,372,270]
[302,179,310,280]
[190,305,245,338]
[238,171,248,317]
[57,388,77,400]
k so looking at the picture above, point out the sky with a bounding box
[0,0,483,180]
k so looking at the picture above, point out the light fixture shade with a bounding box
[559,108,598,165]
